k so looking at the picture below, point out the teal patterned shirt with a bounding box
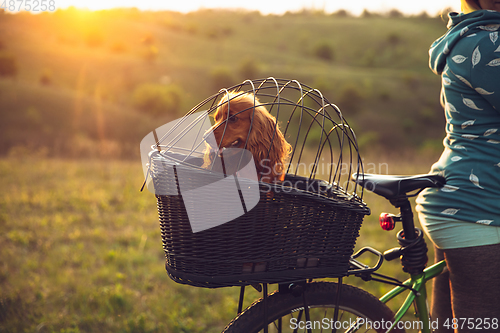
[416,10,500,226]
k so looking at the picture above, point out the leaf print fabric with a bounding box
[472,46,481,66]
[462,96,483,110]
[441,185,459,192]
[486,58,500,66]
[461,119,475,128]
[491,32,499,44]
[442,208,460,215]
[446,102,459,113]
[416,10,500,228]
[469,170,484,189]
[454,73,473,87]
[453,55,468,63]
[479,24,500,31]
[475,87,494,95]
[484,128,498,136]
[476,220,494,225]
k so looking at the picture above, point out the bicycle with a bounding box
[140,78,449,333]
[221,172,447,333]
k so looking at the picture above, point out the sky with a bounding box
[54,0,461,16]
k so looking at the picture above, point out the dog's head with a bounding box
[203,91,291,182]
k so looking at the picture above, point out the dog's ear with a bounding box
[265,121,292,181]
[247,106,291,182]
[247,109,271,160]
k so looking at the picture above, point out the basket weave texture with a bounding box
[141,78,372,288]
[151,152,369,288]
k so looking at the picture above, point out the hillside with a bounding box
[0,8,450,158]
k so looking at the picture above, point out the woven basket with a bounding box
[141,78,370,288]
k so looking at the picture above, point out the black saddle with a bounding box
[352,173,446,200]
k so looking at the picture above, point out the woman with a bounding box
[416,0,500,331]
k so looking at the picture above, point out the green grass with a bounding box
[0,157,241,332]
[0,154,441,332]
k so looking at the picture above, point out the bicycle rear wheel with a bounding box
[222,282,404,333]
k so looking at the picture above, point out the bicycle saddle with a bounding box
[351,173,446,200]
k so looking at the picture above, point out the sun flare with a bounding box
[51,0,458,15]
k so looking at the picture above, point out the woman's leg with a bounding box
[444,243,500,332]
[431,246,454,333]
[418,213,500,331]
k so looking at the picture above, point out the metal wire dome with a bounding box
[141,78,370,288]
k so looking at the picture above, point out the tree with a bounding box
[313,42,335,62]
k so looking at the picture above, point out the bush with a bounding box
[332,9,350,17]
[361,9,373,18]
[313,42,334,62]
[0,54,18,77]
[388,9,404,18]
[386,32,401,46]
[39,68,52,85]
[132,83,184,117]
[338,84,363,113]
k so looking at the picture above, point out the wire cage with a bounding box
[140,78,370,288]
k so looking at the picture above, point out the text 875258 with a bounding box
[1,0,56,12]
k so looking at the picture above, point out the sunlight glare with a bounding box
[54,0,459,15]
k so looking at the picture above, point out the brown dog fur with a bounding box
[203,91,291,183]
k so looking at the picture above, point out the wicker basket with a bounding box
[141,78,370,288]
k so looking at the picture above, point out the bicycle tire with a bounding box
[222,282,405,333]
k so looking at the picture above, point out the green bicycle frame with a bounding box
[379,260,447,333]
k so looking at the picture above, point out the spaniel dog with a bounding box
[202,91,291,183]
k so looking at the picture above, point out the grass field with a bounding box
[1,6,453,333]
[0,153,441,333]
[0,157,244,332]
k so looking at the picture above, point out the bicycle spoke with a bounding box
[294,309,303,333]
[224,283,397,333]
